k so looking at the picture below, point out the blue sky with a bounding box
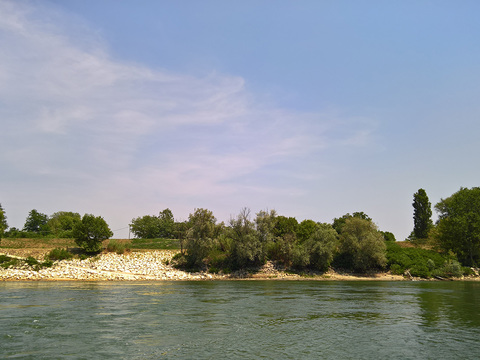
[1,0,479,240]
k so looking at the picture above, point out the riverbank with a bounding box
[1,250,478,281]
[0,250,410,281]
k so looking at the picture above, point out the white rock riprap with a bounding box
[0,251,220,281]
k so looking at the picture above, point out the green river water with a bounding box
[1,281,479,359]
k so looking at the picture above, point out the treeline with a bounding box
[171,208,390,273]
[1,186,479,276]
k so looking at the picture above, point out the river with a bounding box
[1,281,479,359]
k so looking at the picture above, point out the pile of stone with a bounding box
[0,251,221,281]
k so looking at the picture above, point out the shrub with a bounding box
[106,240,128,254]
[46,248,74,261]
[389,263,404,275]
[25,256,40,267]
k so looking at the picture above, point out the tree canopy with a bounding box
[332,212,372,234]
[73,214,113,253]
[130,208,175,239]
[338,217,387,272]
[435,187,480,266]
[412,188,433,240]
[23,209,49,233]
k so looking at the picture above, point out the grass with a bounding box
[129,238,180,250]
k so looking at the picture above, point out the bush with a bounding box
[106,240,129,254]
[25,256,39,267]
[433,260,463,278]
[0,255,20,269]
[46,248,74,261]
[386,242,459,278]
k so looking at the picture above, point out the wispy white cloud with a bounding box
[0,0,378,235]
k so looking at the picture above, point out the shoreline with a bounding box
[0,250,477,282]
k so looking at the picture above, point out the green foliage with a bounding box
[305,224,339,271]
[46,248,74,261]
[106,240,129,254]
[23,209,49,234]
[435,260,463,278]
[184,208,216,268]
[130,215,162,239]
[411,189,433,240]
[296,219,318,243]
[332,212,372,234]
[338,217,386,271]
[273,216,298,238]
[73,214,113,253]
[293,223,338,272]
[386,242,459,278]
[130,238,180,250]
[435,187,480,266]
[130,208,175,239]
[0,203,7,239]
[229,208,264,268]
[381,231,396,242]
[0,255,20,269]
[47,211,81,238]
[255,209,277,244]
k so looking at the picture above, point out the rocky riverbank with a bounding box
[0,250,422,281]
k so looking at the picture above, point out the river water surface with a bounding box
[1,281,479,359]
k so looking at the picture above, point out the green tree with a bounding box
[332,212,372,234]
[185,208,216,268]
[0,203,7,239]
[158,208,175,238]
[273,216,298,238]
[381,231,396,242]
[435,187,480,266]
[130,208,175,239]
[130,215,162,238]
[23,209,49,234]
[47,211,81,238]
[73,214,113,253]
[296,219,318,243]
[255,209,277,244]
[412,188,433,240]
[294,223,338,271]
[338,217,387,272]
[229,208,263,268]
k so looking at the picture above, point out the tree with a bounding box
[255,209,277,244]
[293,223,338,271]
[130,215,162,239]
[296,219,318,243]
[229,208,263,268]
[332,212,372,234]
[73,214,113,253]
[23,209,49,233]
[185,208,216,267]
[130,208,175,239]
[381,231,396,242]
[273,216,298,238]
[0,203,7,239]
[435,187,480,266]
[47,211,81,238]
[338,217,387,272]
[412,188,433,240]
[158,208,175,238]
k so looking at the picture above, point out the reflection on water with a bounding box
[1,281,479,359]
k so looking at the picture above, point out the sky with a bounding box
[1,0,479,240]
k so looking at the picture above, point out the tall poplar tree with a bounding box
[412,188,433,239]
[0,203,8,238]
